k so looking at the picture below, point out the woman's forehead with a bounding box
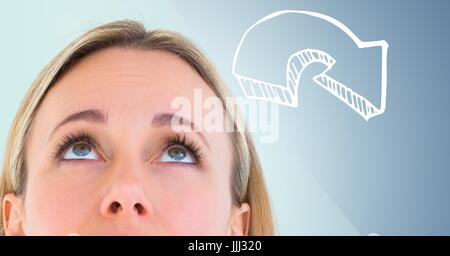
[28,47,231,156]
[37,47,218,125]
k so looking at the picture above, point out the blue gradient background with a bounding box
[1,0,449,235]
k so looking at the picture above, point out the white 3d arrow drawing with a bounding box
[232,10,389,121]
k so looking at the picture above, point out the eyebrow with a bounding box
[49,109,211,150]
[151,112,211,150]
[50,109,107,139]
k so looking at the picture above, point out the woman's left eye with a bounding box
[160,145,195,164]
[63,142,98,160]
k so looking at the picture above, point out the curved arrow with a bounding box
[232,10,389,121]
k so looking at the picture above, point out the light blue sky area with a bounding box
[1,1,449,235]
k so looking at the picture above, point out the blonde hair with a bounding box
[0,20,274,235]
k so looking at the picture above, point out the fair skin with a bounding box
[2,47,250,235]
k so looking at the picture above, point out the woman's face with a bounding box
[3,48,249,235]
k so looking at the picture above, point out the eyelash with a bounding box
[52,131,205,164]
[163,133,204,163]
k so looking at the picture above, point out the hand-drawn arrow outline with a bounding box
[232,10,389,121]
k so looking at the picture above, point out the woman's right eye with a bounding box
[62,142,99,160]
[159,145,196,164]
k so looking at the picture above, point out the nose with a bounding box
[100,176,153,219]
[104,200,147,216]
